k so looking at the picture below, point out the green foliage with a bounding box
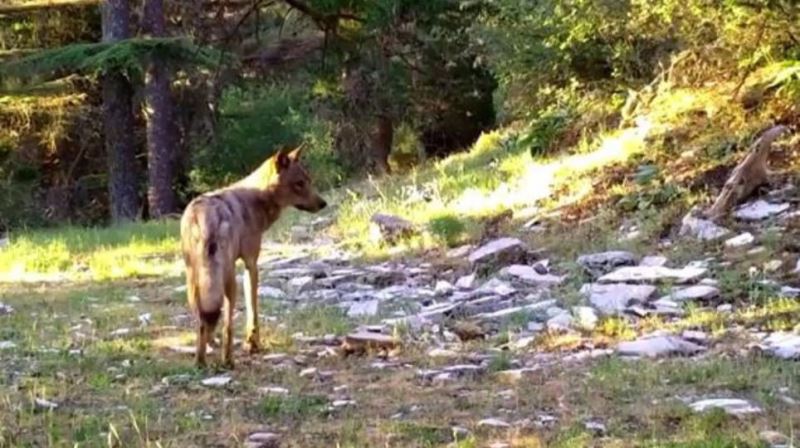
[516,108,573,156]
[259,394,328,418]
[427,214,466,247]
[1,37,220,85]
[190,84,346,192]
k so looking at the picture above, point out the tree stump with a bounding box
[704,125,789,222]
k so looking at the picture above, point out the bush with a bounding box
[189,84,347,193]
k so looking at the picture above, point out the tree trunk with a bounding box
[101,0,140,222]
[371,113,393,175]
[144,0,178,218]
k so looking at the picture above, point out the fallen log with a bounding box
[704,125,789,221]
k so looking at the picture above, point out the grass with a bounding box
[1,57,800,447]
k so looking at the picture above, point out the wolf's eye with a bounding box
[293,180,305,190]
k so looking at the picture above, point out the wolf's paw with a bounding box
[243,339,262,355]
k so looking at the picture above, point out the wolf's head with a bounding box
[269,146,328,213]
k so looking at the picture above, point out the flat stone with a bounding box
[662,285,719,302]
[434,280,455,296]
[287,276,314,295]
[0,341,17,350]
[428,348,459,359]
[599,265,706,284]
[582,283,656,315]
[546,313,573,331]
[759,332,800,359]
[577,251,637,271]
[468,238,526,266]
[477,418,511,429]
[734,200,791,221]
[640,256,668,267]
[689,398,762,416]
[455,274,477,289]
[34,398,59,411]
[476,300,557,321]
[679,213,731,240]
[245,431,280,448]
[572,306,599,330]
[476,278,516,296]
[347,300,379,318]
[760,430,790,448]
[617,335,705,358]
[258,386,289,396]
[201,375,232,387]
[501,265,565,286]
[342,332,399,354]
[258,286,287,300]
[724,232,755,248]
[370,213,417,243]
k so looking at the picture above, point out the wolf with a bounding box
[180,147,327,368]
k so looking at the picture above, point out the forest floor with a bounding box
[2,68,800,447]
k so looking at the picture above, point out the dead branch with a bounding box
[704,125,789,221]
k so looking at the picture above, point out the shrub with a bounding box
[189,84,347,193]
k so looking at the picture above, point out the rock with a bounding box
[0,341,16,350]
[640,256,668,267]
[724,232,755,248]
[617,335,705,358]
[476,300,557,321]
[0,303,13,315]
[717,304,734,313]
[287,276,314,295]
[290,225,311,242]
[599,265,706,284]
[681,330,709,344]
[734,200,791,221]
[370,213,417,244]
[299,368,318,378]
[759,332,800,359]
[679,213,731,240]
[572,306,599,330]
[434,280,455,296]
[760,430,790,448]
[689,398,762,416]
[447,245,474,259]
[477,418,511,429]
[582,283,656,315]
[547,313,573,331]
[781,286,800,298]
[527,322,545,332]
[137,313,152,326]
[201,375,232,387]
[258,386,289,396]
[34,398,59,412]
[428,348,459,359]
[584,420,606,435]
[109,328,131,338]
[501,265,565,286]
[764,259,783,273]
[468,238,526,267]
[342,332,399,355]
[476,278,516,296]
[662,285,719,302]
[347,300,379,318]
[455,274,477,289]
[577,251,637,273]
[258,286,287,300]
[245,431,281,448]
[330,399,356,409]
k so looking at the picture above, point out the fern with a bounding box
[0,37,224,84]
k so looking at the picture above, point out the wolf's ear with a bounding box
[274,148,292,172]
[288,145,303,161]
